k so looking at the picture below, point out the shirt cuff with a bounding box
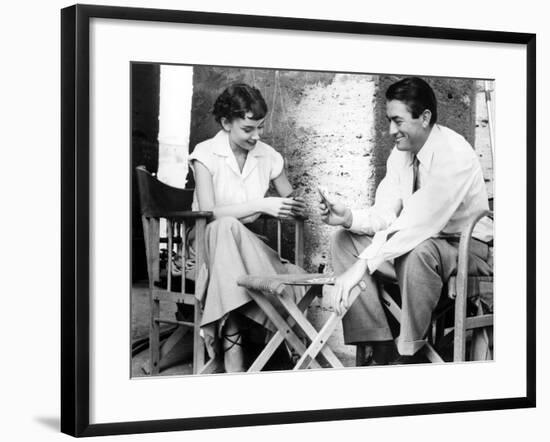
[348,209,371,234]
[358,230,388,272]
[367,256,385,274]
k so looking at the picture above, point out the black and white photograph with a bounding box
[51,2,539,439]
[3,0,548,440]
[131,64,496,377]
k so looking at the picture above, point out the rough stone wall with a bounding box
[475,80,494,200]
[283,74,377,272]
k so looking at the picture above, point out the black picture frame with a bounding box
[61,4,536,437]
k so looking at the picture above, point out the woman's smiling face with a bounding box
[222,111,265,152]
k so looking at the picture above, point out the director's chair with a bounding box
[135,166,212,375]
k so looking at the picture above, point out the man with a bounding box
[321,77,493,364]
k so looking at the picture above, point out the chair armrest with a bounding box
[455,209,493,300]
[257,214,307,222]
[155,210,212,220]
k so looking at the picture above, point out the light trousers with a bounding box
[330,229,492,355]
[199,216,304,356]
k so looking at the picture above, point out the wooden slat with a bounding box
[151,218,160,282]
[464,314,493,330]
[198,356,223,375]
[277,292,343,368]
[141,216,152,282]
[421,342,445,363]
[152,290,195,305]
[146,218,161,375]
[448,275,493,300]
[247,289,322,369]
[277,219,282,257]
[155,318,195,328]
[453,276,469,362]
[293,282,365,370]
[166,221,173,292]
[194,218,207,374]
[180,221,187,296]
[380,288,401,321]
[294,219,304,268]
[248,286,320,372]
[149,210,212,219]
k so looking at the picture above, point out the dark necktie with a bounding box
[412,155,420,193]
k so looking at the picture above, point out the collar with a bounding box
[211,130,266,158]
[211,130,264,178]
[409,124,441,170]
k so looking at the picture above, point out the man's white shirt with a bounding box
[349,125,493,273]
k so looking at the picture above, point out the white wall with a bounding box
[157,64,193,188]
[1,1,545,441]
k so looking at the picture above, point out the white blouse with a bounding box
[189,130,284,224]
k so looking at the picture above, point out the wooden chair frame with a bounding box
[135,166,212,375]
[449,209,494,361]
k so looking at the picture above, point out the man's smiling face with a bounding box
[386,99,430,154]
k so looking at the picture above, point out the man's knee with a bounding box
[395,240,445,285]
[402,240,439,267]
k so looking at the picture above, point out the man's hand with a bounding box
[319,198,353,227]
[330,259,369,315]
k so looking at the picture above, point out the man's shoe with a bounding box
[390,353,427,365]
[356,344,375,366]
[373,341,398,365]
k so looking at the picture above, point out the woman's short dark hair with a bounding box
[385,77,438,126]
[212,83,268,124]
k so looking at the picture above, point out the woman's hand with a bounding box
[330,259,369,315]
[290,196,306,217]
[262,197,306,219]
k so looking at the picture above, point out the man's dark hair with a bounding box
[385,77,438,126]
[212,83,268,124]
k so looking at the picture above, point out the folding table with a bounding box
[237,273,366,371]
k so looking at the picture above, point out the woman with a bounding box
[189,83,306,372]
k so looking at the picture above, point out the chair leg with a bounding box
[193,218,208,374]
[143,216,161,375]
[193,299,204,374]
[150,298,161,375]
[453,283,468,362]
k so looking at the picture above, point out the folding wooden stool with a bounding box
[237,273,366,371]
